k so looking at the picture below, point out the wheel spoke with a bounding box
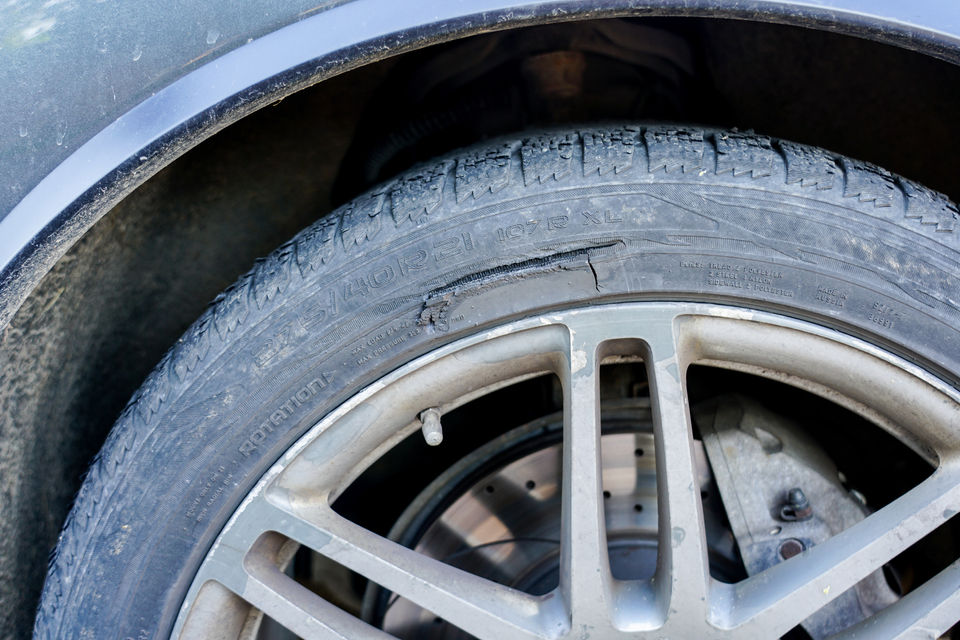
[241,554,396,640]
[196,530,393,640]
[558,322,614,633]
[645,318,711,624]
[831,557,960,639]
[728,463,960,636]
[262,496,549,640]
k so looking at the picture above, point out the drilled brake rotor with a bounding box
[374,404,739,638]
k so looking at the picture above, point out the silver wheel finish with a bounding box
[173,303,960,639]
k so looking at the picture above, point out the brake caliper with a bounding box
[697,395,899,639]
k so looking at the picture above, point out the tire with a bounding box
[35,125,960,638]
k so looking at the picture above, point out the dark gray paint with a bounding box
[1,0,960,333]
[0,0,347,216]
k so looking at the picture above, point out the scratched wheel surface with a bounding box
[35,126,960,639]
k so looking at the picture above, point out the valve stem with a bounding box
[420,408,443,446]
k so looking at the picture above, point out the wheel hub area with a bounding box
[373,396,897,639]
[374,405,751,638]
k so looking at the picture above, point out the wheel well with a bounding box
[2,15,960,637]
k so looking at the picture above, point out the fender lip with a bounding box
[1,0,959,331]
